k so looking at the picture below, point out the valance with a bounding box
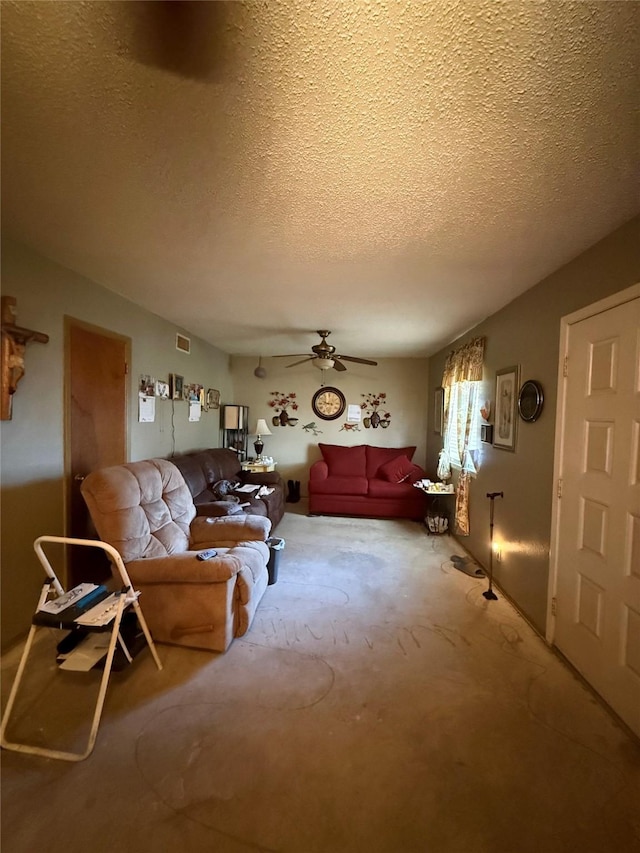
[442,337,485,387]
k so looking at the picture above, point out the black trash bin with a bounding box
[266,537,285,585]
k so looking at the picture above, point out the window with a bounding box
[440,337,485,476]
[443,380,483,473]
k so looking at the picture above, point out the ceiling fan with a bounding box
[274,331,378,372]
[126,1,238,83]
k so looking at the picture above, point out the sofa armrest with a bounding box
[190,514,271,544]
[240,471,283,487]
[309,460,329,482]
[125,552,242,584]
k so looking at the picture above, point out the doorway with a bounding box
[549,284,640,736]
[65,318,130,587]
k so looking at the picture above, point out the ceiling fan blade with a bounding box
[286,357,315,368]
[271,332,378,371]
[335,354,378,366]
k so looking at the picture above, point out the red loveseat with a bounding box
[308,444,427,520]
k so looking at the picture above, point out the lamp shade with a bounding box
[254,418,272,437]
[313,357,335,370]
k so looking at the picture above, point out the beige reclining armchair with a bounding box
[81,458,270,652]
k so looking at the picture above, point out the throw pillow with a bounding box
[318,443,366,477]
[366,445,416,479]
[378,455,416,483]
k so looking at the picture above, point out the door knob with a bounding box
[74,474,86,482]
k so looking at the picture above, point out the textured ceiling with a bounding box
[1,0,638,359]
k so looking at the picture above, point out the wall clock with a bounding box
[312,386,346,421]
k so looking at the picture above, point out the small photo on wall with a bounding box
[156,380,170,400]
[139,374,155,396]
[185,383,203,402]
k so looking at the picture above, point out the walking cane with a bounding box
[483,492,503,600]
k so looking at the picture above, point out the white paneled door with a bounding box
[552,287,639,736]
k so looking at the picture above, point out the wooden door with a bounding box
[66,319,129,587]
[552,289,639,736]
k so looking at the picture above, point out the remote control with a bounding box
[196,548,218,561]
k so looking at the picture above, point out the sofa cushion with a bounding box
[241,493,273,518]
[310,475,369,496]
[368,478,422,499]
[365,445,416,479]
[172,449,243,500]
[191,514,271,544]
[172,454,208,498]
[203,450,244,483]
[171,448,285,529]
[194,499,243,517]
[318,444,366,477]
[197,449,241,484]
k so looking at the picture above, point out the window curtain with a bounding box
[440,336,485,535]
[442,336,485,387]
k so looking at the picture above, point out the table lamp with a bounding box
[253,418,272,460]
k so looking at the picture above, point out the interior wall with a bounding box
[0,237,233,648]
[426,215,640,634]
[230,357,430,492]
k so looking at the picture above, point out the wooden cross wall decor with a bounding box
[1,296,49,420]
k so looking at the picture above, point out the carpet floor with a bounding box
[2,510,639,853]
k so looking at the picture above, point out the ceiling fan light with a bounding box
[314,357,335,370]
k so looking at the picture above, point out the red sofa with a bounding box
[308,444,427,520]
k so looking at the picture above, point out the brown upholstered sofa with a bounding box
[170,448,285,529]
[81,458,270,652]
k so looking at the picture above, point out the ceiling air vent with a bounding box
[176,333,191,354]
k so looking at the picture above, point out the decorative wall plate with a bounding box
[518,380,544,422]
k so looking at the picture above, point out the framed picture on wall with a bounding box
[169,373,184,401]
[206,388,220,409]
[434,386,444,434]
[494,366,519,451]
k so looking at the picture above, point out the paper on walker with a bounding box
[38,583,98,615]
